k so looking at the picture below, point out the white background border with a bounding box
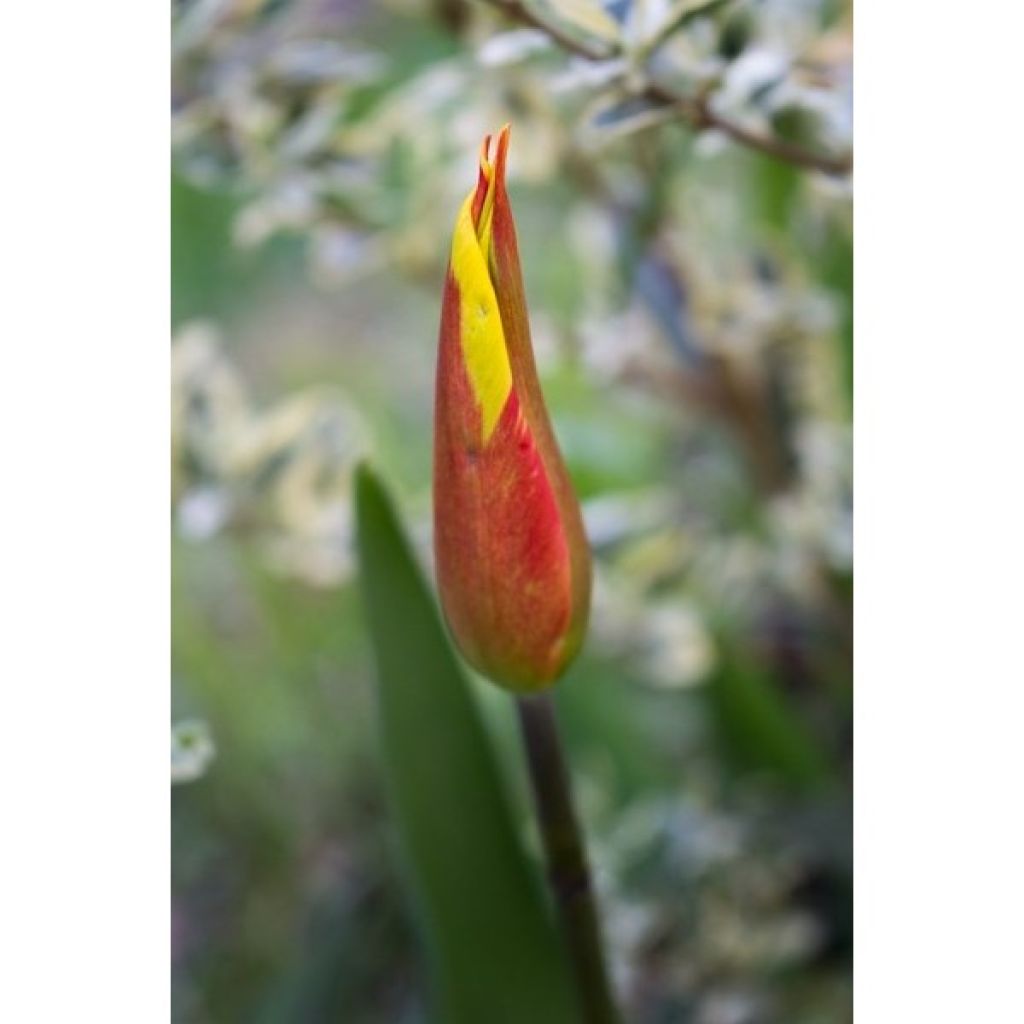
[2,0,168,1018]
[856,1,1024,1019]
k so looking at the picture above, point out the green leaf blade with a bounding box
[354,464,579,1024]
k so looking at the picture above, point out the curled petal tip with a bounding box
[477,124,512,183]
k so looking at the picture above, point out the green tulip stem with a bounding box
[515,693,621,1024]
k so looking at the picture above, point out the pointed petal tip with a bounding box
[493,124,511,185]
[477,124,512,182]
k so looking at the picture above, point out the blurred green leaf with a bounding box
[645,0,734,54]
[716,7,753,59]
[771,103,827,151]
[171,173,239,326]
[707,648,832,791]
[171,172,303,327]
[754,157,801,236]
[354,465,579,1024]
[819,221,854,407]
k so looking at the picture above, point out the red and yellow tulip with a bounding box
[433,126,591,692]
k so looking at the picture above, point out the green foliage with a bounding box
[706,647,832,791]
[354,465,579,1024]
[171,537,421,1022]
[171,173,303,328]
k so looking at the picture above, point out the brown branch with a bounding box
[644,81,853,176]
[481,0,852,177]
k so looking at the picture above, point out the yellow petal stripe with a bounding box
[449,151,512,444]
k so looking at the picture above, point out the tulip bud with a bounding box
[433,126,591,692]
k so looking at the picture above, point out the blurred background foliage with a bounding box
[171,0,852,1020]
